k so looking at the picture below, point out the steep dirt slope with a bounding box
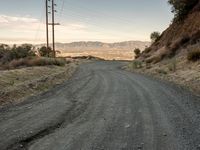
[141,0,200,59]
[132,1,200,95]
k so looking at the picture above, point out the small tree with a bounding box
[150,32,161,43]
[134,48,141,59]
[11,44,36,59]
[0,44,10,59]
[2,44,35,62]
[168,0,198,21]
[38,46,53,57]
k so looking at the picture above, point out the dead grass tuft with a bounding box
[187,46,200,61]
[168,34,190,57]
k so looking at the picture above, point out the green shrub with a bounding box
[134,48,141,59]
[130,60,143,69]
[0,44,10,59]
[168,0,198,21]
[1,44,36,63]
[187,48,200,61]
[38,46,54,57]
[150,32,161,43]
[10,44,36,59]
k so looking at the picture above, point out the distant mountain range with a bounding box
[38,41,150,60]
[42,41,150,51]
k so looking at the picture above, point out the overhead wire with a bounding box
[45,0,139,42]
[58,8,137,38]
[33,1,45,44]
[55,0,139,39]
[62,0,137,27]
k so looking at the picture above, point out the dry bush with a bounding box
[168,58,177,72]
[145,57,154,64]
[166,41,172,47]
[145,46,169,64]
[2,57,67,70]
[145,56,162,64]
[146,55,163,64]
[187,47,200,61]
[8,58,30,68]
[156,69,167,75]
[190,30,200,44]
[143,47,152,54]
[168,34,190,57]
[29,58,66,67]
[152,56,163,64]
[142,53,151,59]
[145,63,152,69]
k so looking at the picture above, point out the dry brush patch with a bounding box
[0,57,68,70]
[128,54,200,95]
[0,63,78,106]
[187,45,200,61]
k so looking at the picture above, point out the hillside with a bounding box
[131,0,200,95]
[139,0,200,62]
[38,41,150,60]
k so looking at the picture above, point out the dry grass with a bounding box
[1,57,67,70]
[187,46,200,61]
[145,46,169,64]
[168,35,190,57]
[129,52,200,95]
[0,62,79,106]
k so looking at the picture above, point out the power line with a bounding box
[59,0,65,20]
[62,1,137,26]
[34,2,45,43]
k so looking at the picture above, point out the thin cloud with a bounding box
[0,14,90,43]
[0,15,38,23]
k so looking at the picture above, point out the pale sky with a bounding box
[0,0,173,44]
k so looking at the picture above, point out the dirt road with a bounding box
[0,61,200,150]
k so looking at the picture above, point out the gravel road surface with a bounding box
[0,61,200,150]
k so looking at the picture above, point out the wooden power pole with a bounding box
[52,0,55,57]
[45,0,60,58]
[45,0,49,49]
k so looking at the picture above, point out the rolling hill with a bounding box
[38,41,150,60]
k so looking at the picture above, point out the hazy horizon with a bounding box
[1,40,151,46]
[0,0,173,44]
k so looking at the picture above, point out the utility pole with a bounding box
[52,0,55,57]
[45,0,60,58]
[45,0,49,49]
